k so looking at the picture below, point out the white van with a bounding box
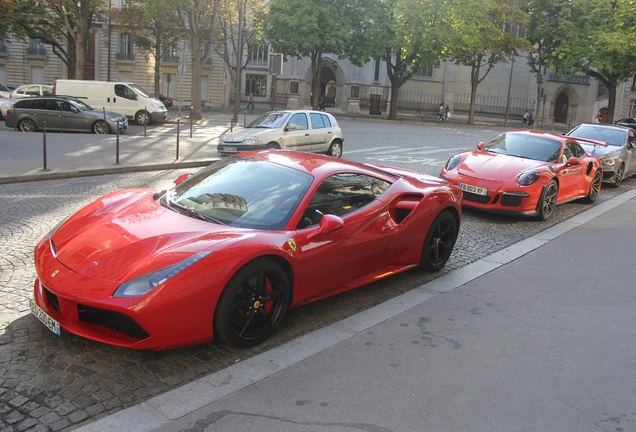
[53,80,167,124]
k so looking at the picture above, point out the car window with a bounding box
[486,133,562,163]
[569,141,586,158]
[299,173,391,228]
[562,142,576,162]
[309,113,331,129]
[30,99,48,110]
[42,86,52,96]
[26,86,41,96]
[568,125,625,147]
[15,99,31,108]
[288,113,308,130]
[115,84,136,100]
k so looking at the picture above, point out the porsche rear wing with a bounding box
[567,136,608,156]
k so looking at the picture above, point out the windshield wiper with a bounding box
[165,191,226,225]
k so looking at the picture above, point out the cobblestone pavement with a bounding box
[1,133,634,430]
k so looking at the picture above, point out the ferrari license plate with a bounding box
[459,182,488,196]
[29,298,61,336]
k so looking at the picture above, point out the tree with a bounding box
[213,0,265,121]
[345,0,451,120]
[0,0,105,79]
[447,0,527,124]
[265,0,349,110]
[555,0,636,123]
[176,0,220,121]
[112,0,182,98]
[524,0,573,124]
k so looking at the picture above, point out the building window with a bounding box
[117,33,133,60]
[0,37,6,54]
[350,85,359,99]
[417,66,433,78]
[629,99,636,117]
[248,43,269,64]
[245,74,267,96]
[290,81,299,94]
[27,39,46,56]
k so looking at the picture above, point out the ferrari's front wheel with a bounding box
[537,180,558,221]
[214,258,290,347]
[584,169,602,203]
[420,210,458,272]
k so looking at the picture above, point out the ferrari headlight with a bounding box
[445,155,461,171]
[114,251,211,298]
[518,169,540,186]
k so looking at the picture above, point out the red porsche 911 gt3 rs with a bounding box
[31,150,462,350]
[439,130,603,220]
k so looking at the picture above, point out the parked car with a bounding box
[217,110,345,158]
[440,130,602,221]
[9,84,53,99]
[565,123,636,187]
[0,97,15,120]
[29,150,462,350]
[0,83,11,98]
[5,96,128,134]
[614,117,636,131]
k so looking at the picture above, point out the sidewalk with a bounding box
[77,189,636,432]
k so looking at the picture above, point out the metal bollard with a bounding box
[42,121,47,170]
[116,120,120,164]
[176,119,180,160]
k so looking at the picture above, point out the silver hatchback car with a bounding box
[565,123,636,187]
[5,96,128,134]
[217,110,345,158]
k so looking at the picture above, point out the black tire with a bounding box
[214,258,290,347]
[584,169,602,203]
[135,110,150,125]
[611,164,624,188]
[19,118,37,132]
[327,140,343,158]
[92,120,109,135]
[420,210,458,272]
[265,142,281,150]
[537,180,558,221]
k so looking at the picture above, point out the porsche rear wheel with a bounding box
[537,180,558,221]
[420,210,458,272]
[214,258,290,347]
[584,170,602,203]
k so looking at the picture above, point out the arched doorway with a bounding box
[554,92,569,123]
[311,66,337,108]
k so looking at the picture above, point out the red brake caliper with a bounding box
[263,277,273,314]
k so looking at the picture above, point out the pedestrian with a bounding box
[445,105,451,120]
[246,92,254,110]
[528,111,534,127]
[523,110,529,126]
[319,96,326,112]
[438,103,445,121]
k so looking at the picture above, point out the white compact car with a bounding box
[217,110,345,158]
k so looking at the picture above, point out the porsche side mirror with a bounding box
[307,214,343,240]
[565,157,581,166]
[477,142,485,150]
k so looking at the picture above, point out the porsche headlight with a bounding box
[445,155,461,171]
[114,251,211,298]
[518,169,540,186]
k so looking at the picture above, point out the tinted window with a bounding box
[486,133,562,163]
[300,173,391,228]
[15,99,32,108]
[568,125,626,147]
[171,157,313,230]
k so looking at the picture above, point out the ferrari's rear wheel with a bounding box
[584,170,602,203]
[420,210,458,272]
[537,180,558,221]
[214,258,290,347]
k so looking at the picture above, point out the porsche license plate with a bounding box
[459,182,488,196]
[29,298,61,336]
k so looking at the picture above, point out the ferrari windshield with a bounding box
[485,133,562,163]
[169,157,312,230]
[247,112,290,129]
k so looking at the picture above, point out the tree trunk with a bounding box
[311,50,322,110]
[467,63,480,124]
[191,55,203,120]
[154,31,162,98]
[388,78,401,120]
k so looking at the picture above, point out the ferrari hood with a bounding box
[49,189,247,281]
[457,151,545,181]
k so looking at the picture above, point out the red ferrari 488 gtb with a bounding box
[31,150,462,350]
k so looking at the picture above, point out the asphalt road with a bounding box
[1,116,634,431]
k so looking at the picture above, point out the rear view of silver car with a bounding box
[217,110,345,158]
[5,96,128,134]
[565,123,636,187]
